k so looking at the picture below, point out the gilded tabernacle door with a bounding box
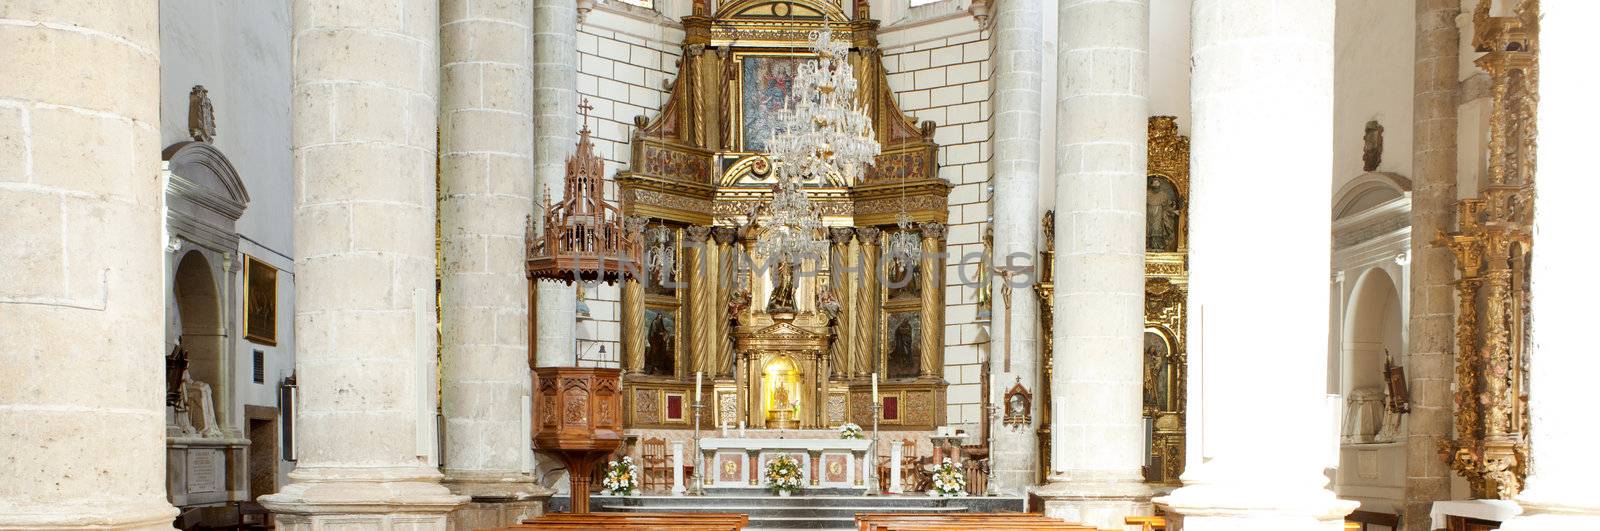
[615,0,949,431]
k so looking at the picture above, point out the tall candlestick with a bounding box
[695,371,702,402]
[871,373,879,403]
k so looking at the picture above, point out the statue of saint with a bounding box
[1146,175,1180,252]
[771,383,791,411]
[766,257,797,313]
[179,368,222,438]
[644,312,675,376]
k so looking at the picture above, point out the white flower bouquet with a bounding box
[928,457,967,497]
[764,454,804,495]
[837,422,865,440]
[601,456,639,495]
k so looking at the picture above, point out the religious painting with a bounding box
[1384,351,1410,414]
[643,308,677,376]
[741,56,803,153]
[1143,329,1173,411]
[886,312,921,378]
[885,249,921,300]
[1003,377,1032,428]
[244,256,277,346]
[1146,175,1182,252]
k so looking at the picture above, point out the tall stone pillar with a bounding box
[1403,1,1459,528]
[0,2,176,529]
[854,228,882,376]
[1500,2,1600,528]
[531,0,579,368]
[685,226,713,374]
[1037,0,1152,526]
[989,0,1044,492]
[828,227,857,377]
[917,223,946,378]
[261,0,467,527]
[438,0,549,526]
[1153,1,1355,529]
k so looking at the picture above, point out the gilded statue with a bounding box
[1146,175,1181,252]
[766,257,797,313]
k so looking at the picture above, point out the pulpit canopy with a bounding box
[525,101,641,284]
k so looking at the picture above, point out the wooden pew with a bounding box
[505,511,749,531]
[1346,510,1400,531]
[857,512,1096,531]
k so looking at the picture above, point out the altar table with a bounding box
[700,436,873,489]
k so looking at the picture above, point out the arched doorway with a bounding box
[172,250,226,427]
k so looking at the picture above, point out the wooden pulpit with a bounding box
[531,367,622,513]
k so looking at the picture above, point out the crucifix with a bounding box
[988,264,1031,374]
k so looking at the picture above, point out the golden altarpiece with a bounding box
[1037,117,1190,484]
[616,0,950,432]
[1437,0,1538,500]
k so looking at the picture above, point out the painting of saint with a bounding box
[887,312,921,378]
[886,253,920,300]
[1146,175,1182,252]
[741,56,803,153]
[644,309,676,376]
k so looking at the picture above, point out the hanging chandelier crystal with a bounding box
[758,26,880,266]
[886,210,922,272]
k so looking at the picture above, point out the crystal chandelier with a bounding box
[758,26,880,265]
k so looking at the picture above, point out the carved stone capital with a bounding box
[685,226,713,243]
[855,227,881,245]
[712,226,739,246]
[919,222,946,241]
[829,227,856,246]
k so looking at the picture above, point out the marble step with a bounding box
[590,494,1023,510]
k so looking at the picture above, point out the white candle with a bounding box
[871,373,879,404]
[695,371,703,403]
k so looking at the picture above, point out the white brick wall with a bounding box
[882,20,992,432]
[573,11,684,367]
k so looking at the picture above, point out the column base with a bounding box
[0,499,177,530]
[1036,472,1153,530]
[443,472,553,528]
[259,466,469,531]
[1153,460,1355,531]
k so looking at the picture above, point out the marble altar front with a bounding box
[699,431,873,490]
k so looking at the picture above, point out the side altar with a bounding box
[615,0,950,434]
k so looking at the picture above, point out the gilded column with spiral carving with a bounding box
[829,228,857,377]
[917,223,946,378]
[854,228,882,376]
[714,227,739,377]
[685,226,713,375]
[623,216,649,373]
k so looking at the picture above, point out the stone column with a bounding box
[0,2,175,529]
[1037,0,1152,526]
[531,0,579,368]
[989,0,1044,492]
[1403,1,1460,527]
[1153,1,1355,529]
[261,0,468,527]
[438,0,548,525]
[829,227,856,377]
[854,228,882,377]
[1500,2,1600,528]
[685,226,713,375]
[917,223,946,378]
[623,217,648,373]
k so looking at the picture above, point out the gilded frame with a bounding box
[244,255,277,346]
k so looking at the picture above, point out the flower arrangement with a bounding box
[764,454,804,495]
[601,456,638,496]
[928,457,967,497]
[837,422,864,440]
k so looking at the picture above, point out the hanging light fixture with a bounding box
[759,25,880,265]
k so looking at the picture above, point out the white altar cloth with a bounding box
[1430,499,1521,530]
[700,436,873,488]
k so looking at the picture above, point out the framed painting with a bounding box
[739,54,805,153]
[244,255,277,346]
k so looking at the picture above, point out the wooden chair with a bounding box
[640,437,670,494]
[900,439,924,491]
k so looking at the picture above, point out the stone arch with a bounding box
[1333,171,1411,219]
[1340,267,1403,441]
[173,250,226,427]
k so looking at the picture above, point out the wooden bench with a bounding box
[1125,515,1166,531]
[504,511,749,530]
[857,512,1096,531]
